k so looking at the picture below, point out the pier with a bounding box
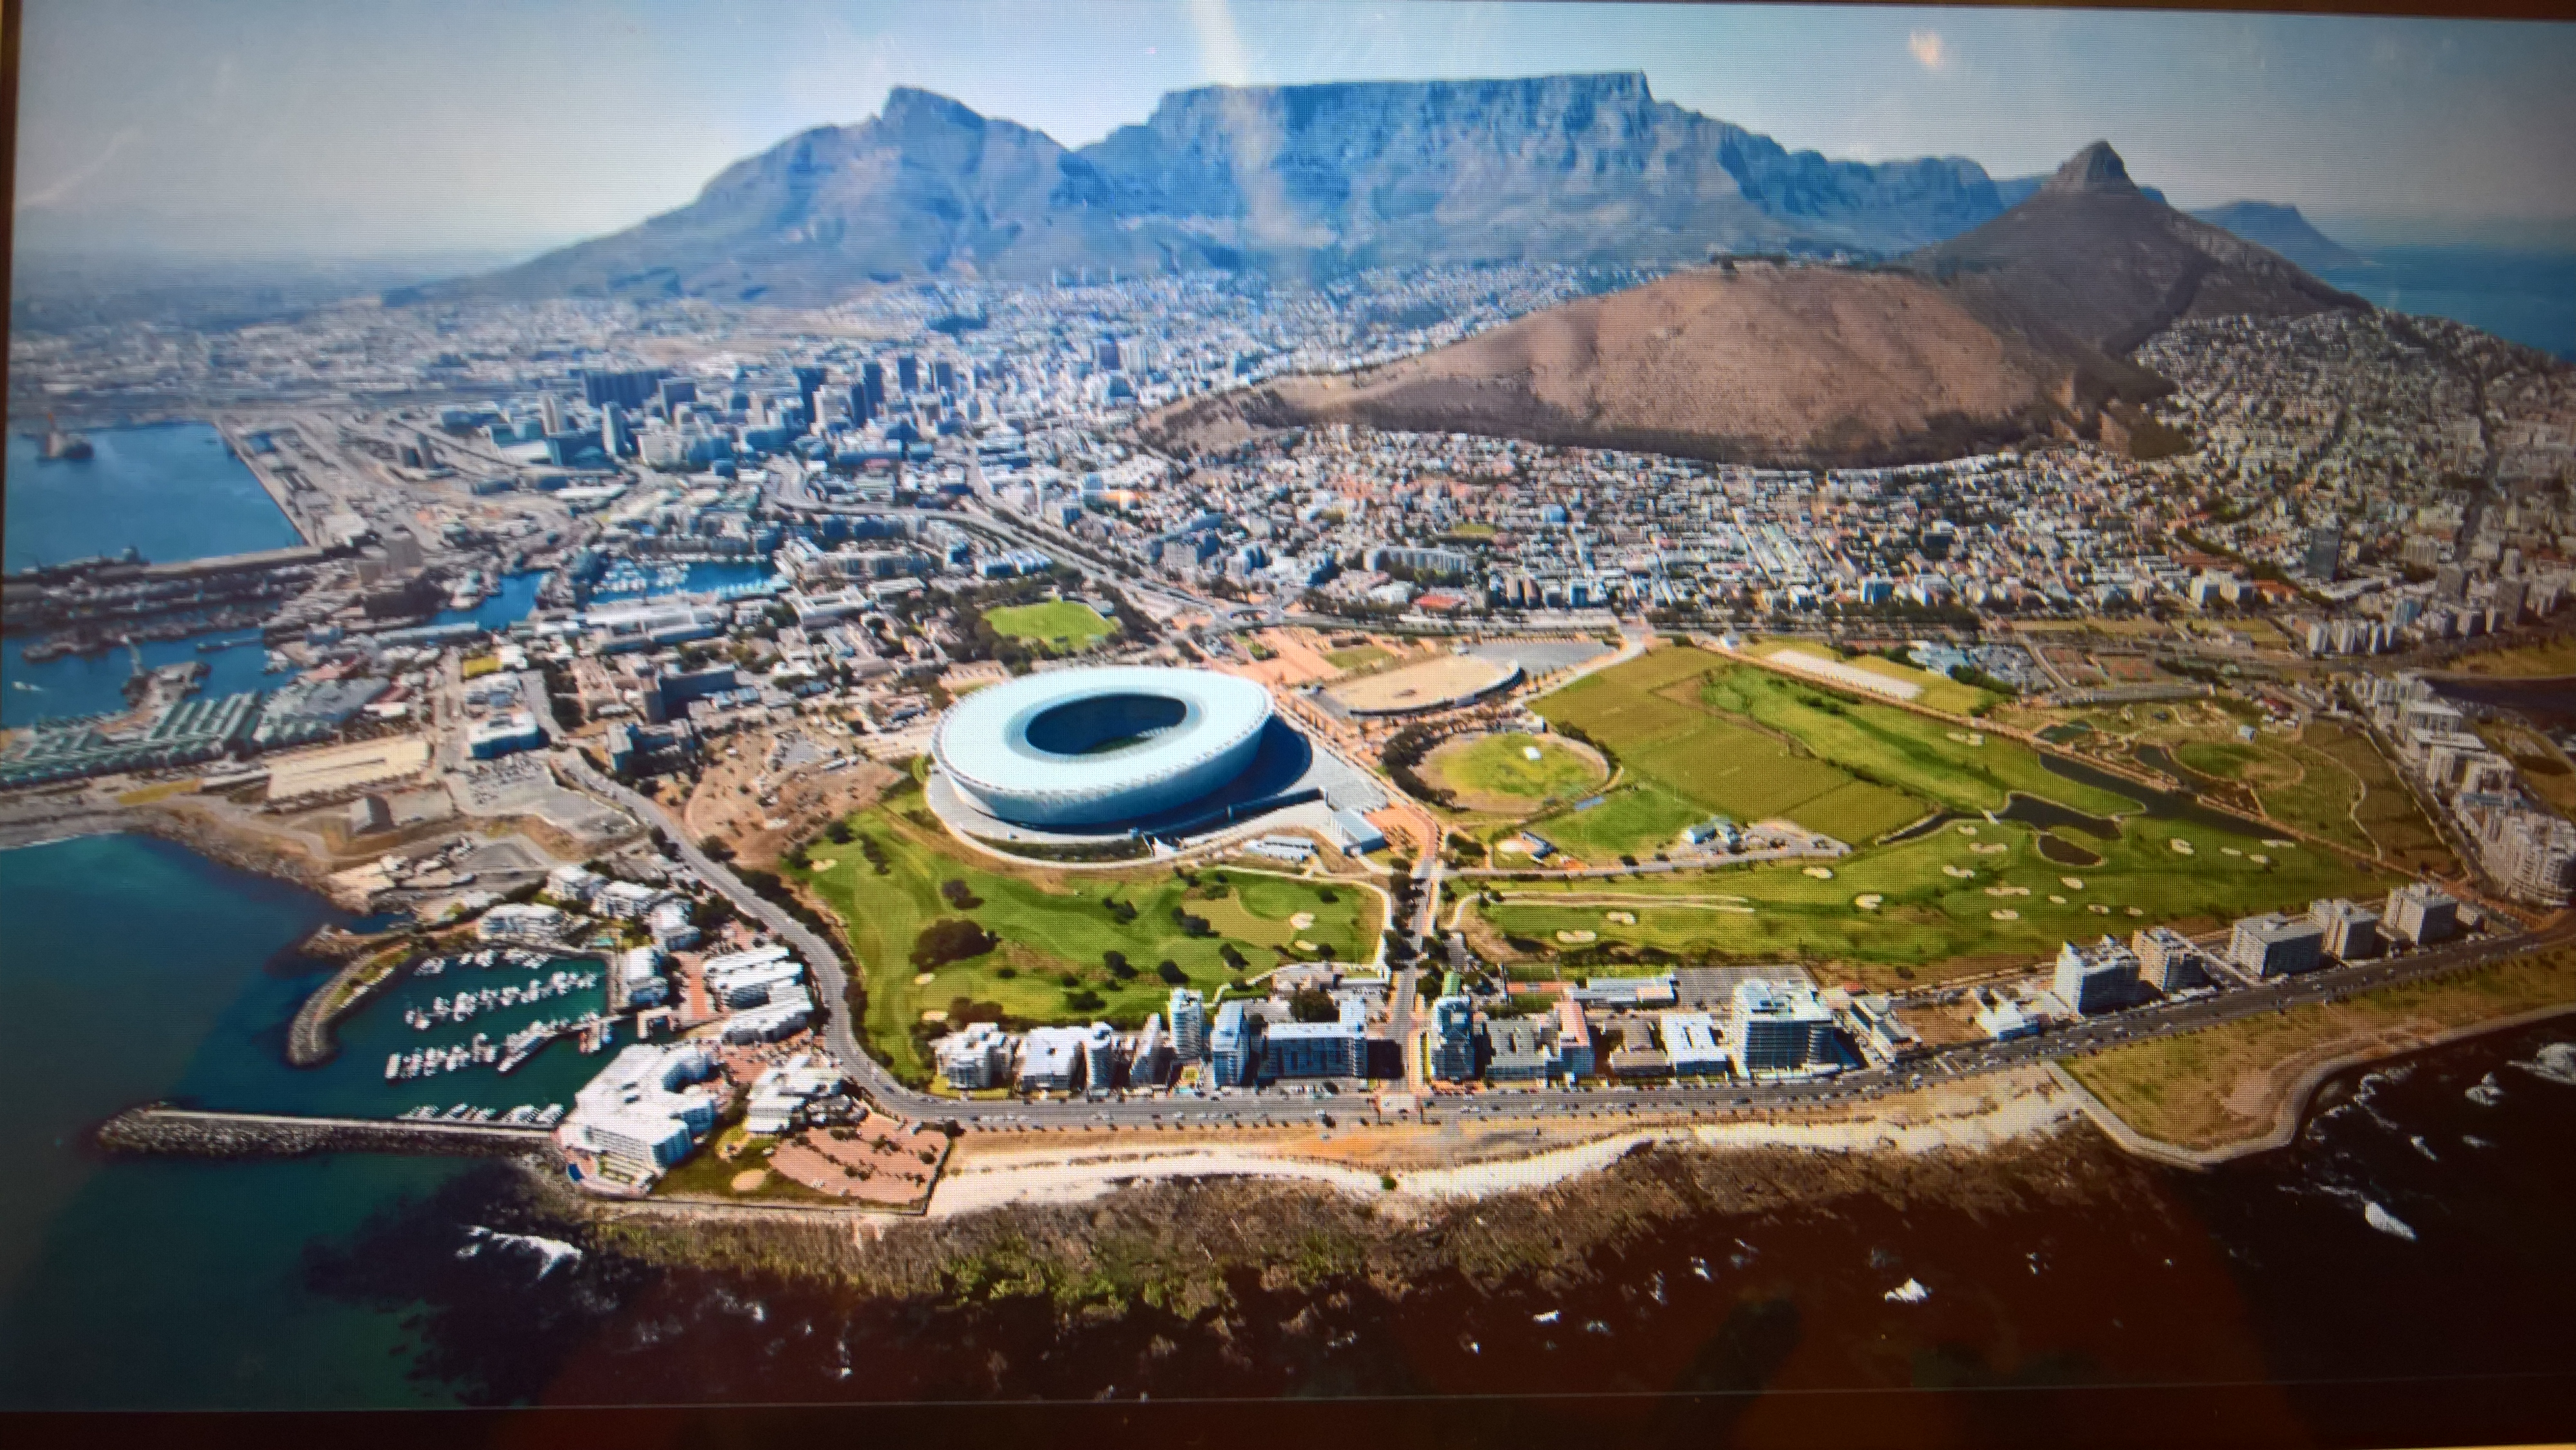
[98,1105,555,1159]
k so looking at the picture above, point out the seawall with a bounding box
[98,1105,557,1161]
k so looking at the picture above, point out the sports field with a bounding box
[1422,732,1607,813]
[1475,807,2386,989]
[792,781,1378,1084]
[1324,644,1395,672]
[984,600,1116,652]
[1326,652,1513,713]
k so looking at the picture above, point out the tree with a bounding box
[1288,986,1339,1023]
[1102,950,1136,979]
[910,918,999,969]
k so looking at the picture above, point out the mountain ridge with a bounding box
[1142,142,2368,469]
[445,73,2035,303]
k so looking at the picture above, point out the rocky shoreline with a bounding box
[569,1123,2131,1320]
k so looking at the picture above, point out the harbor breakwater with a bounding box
[98,1106,557,1161]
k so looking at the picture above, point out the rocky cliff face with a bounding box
[454,73,2020,302]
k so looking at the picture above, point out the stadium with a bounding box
[931,667,1276,828]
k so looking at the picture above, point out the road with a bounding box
[560,729,2566,1134]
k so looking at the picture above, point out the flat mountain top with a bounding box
[1149,143,2369,467]
[444,74,2025,302]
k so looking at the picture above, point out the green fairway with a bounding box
[984,600,1116,653]
[1519,785,1704,864]
[1477,809,2387,989]
[792,784,1380,1084]
[1425,731,1606,810]
[1694,666,2140,819]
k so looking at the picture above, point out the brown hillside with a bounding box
[1149,262,2057,468]
[1145,142,2369,468]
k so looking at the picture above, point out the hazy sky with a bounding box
[15,0,2576,261]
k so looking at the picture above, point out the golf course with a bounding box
[791,777,1381,1085]
[1472,643,2393,984]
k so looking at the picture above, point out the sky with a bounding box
[14,0,2576,262]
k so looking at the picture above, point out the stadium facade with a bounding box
[931,666,1273,827]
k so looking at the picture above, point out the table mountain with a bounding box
[444,74,2026,303]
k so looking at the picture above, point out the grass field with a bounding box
[1697,666,2140,821]
[2065,949,2576,1149]
[1324,644,1395,672]
[1742,638,1997,715]
[1475,806,2385,988]
[1528,646,2127,858]
[793,783,1380,1083]
[984,600,1116,653]
[1424,732,1607,813]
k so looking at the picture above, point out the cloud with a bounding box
[1907,29,1948,72]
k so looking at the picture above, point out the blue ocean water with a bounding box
[0,833,462,1409]
[2320,247,2576,361]
[2,422,302,572]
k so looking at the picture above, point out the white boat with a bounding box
[385,1053,402,1081]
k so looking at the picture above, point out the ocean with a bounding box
[0,832,2569,1427]
[2,421,301,573]
[2320,246,2576,362]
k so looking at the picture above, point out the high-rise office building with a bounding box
[932,359,957,394]
[2302,524,2342,581]
[895,353,918,393]
[538,393,563,435]
[1167,988,1207,1061]
[860,361,885,414]
[600,406,625,458]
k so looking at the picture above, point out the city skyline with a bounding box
[13,0,2576,264]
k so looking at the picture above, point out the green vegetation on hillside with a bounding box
[792,783,1379,1084]
[983,600,1116,653]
